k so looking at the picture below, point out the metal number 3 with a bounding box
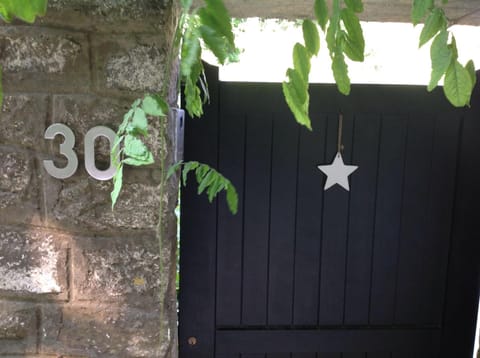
[43,123,118,181]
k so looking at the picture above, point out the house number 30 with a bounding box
[43,123,119,181]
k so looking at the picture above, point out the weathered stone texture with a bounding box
[0,149,40,224]
[0,95,48,150]
[0,27,90,93]
[92,35,167,93]
[43,175,160,233]
[0,302,37,354]
[73,235,160,303]
[41,304,161,357]
[0,227,68,298]
[41,0,176,33]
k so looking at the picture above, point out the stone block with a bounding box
[72,235,160,304]
[0,301,37,354]
[39,0,176,33]
[0,95,49,150]
[0,226,68,299]
[92,35,167,94]
[0,27,90,93]
[41,303,161,357]
[51,95,163,163]
[0,149,41,225]
[43,172,160,234]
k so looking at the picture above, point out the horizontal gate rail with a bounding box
[216,329,441,354]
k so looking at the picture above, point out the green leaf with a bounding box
[419,8,447,47]
[341,8,365,62]
[201,0,234,44]
[124,134,150,159]
[226,184,238,215]
[199,24,231,65]
[428,30,452,91]
[182,161,199,186]
[443,60,473,107]
[142,94,169,117]
[118,109,134,134]
[123,153,154,166]
[326,0,341,55]
[195,164,210,184]
[293,43,311,82]
[286,68,308,104]
[180,0,193,11]
[0,0,47,23]
[345,0,364,13]
[282,81,312,130]
[411,0,434,25]
[131,108,148,136]
[111,164,123,210]
[198,170,216,195]
[314,0,329,32]
[167,161,184,179]
[207,176,224,202]
[332,52,351,95]
[465,59,476,90]
[184,77,203,118]
[303,20,320,56]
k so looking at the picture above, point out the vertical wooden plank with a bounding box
[440,77,480,357]
[179,64,219,358]
[293,353,317,358]
[318,114,354,325]
[367,354,390,358]
[394,115,435,325]
[369,116,407,325]
[268,118,299,326]
[344,114,381,325]
[416,113,460,325]
[293,116,327,326]
[242,113,273,326]
[216,113,246,327]
[342,354,365,358]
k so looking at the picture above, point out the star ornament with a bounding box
[318,152,358,191]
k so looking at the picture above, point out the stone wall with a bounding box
[0,1,179,357]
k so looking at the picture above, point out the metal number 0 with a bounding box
[43,124,118,181]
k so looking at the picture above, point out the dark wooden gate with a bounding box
[179,65,480,357]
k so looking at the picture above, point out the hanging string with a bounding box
[337,112,344,154]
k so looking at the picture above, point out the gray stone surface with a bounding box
[0,302,37,354]
[40,0,177,34]
[0,95,48,150]
[0,227,68,298]
[0,149,41,225]
[73,235,160,304]
[41,303,161,357]
[43,174,160,233]
[92,35,167,94]
[0,27,90,93]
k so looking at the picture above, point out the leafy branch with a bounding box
[178,0,240,117]
[110,95,169,208]
[283,0,365,129]
[111,0,241,214]
[167,161,238,214]
[412,0,476,107]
